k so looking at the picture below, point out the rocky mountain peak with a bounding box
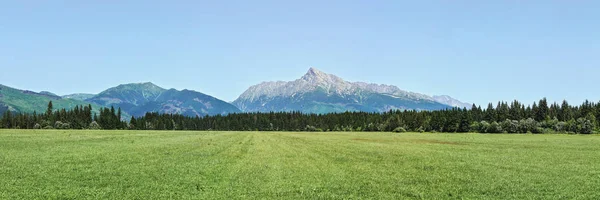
[305,67,325,76]
[234,66,471,112]
[300,67,347,88]
[302,67,329,81]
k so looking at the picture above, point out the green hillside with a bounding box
[62,93,96,101]
[0,84,102,114]
[89,83,240,117]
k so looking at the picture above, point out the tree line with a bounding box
[0,101,125,130]
[1,98,598,134]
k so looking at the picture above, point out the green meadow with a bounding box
[1,130,599,199]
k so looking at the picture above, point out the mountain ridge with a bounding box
[1,67,470,116]
[88,83,240,117]
[234,68,468,113]
[0,84,102,115]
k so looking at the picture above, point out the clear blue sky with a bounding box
[1,1,598,106]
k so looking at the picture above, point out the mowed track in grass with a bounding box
[1,130,599,199]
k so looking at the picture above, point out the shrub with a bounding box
[577,118,593,134]
[519,118,538,133]
[376,123,386,132]
[488,122,503,133]
[532,127,545,134]
[61,122,71,129]
[393,127,406,133]
[54,121,63,129]
[40,120,51,128]
[554,122,568,133]
[501,119,519,133]
[478,121,490,133]
[305,125,318,132]
[89,121,102,130]
[469,122,480,132]
[33,123,42,129]
[53,121,71,129]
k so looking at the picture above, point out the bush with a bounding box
[519,118,538,133]
[40,120,51,128]
[501,119,519,133]
[554,122,568,133]
[54,121,63,129]
[89,121,102,130]
[54,121,71,129]
[532,127,545,134]
[33,123,42,129]
[61,122,71,129]
[393,127,406,133]
[305,125,318,132]
[479,121,490,133]
[488,122,503,133]
[366,123,376,131]
[469,122,480,132]
[577,118,593,134]
[542,118,559,129]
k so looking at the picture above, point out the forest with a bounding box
[1,98,597,134]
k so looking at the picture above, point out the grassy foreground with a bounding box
[1,130,599,199]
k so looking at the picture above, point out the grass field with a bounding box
[1,130,599,199]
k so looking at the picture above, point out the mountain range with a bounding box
[85,83,241,117]
[234,68,470,113]
[0,68,470,117]
[0,84,102,115]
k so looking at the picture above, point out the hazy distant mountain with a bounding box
[87,82,166,109]
[88,82,240,117]
[1,82,239,118]
[2,70,469,117]
[233,68,461,113]
[39,91,60,98]
[433,95,472,108]
[62,93,96,101]
[0,84,101,114]
[127,88,241,116]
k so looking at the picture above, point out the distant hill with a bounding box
[234,68,468,113]
[62,93,96,101]
[86,82,166,113]
[433,95,472,109]
[0,84,101,115]
[87,83,240,117]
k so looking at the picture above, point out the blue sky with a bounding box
[1,1,598,106]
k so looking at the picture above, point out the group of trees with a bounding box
[0,101,123,130]
[1,98,599,134]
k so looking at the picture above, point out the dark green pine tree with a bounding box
[129,116,137,130]
[117,107,122,129]
[1,110,12,128]
[509,100,522,120]
[536,98,549,121]
[531,102,539,120]
[46,101,54,121]
[458,108,471,132]
[484,103,496,122]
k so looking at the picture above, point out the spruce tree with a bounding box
[46,101,53,120]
